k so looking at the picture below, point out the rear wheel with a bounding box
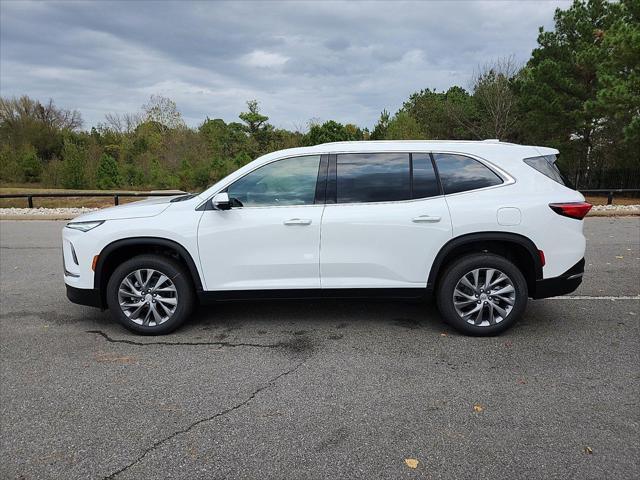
[106,254,195,335]
[436,253,528,336]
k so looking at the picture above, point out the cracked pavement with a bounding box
[1,218,639,479]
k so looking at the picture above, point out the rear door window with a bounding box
[336,153,410,203]
[433,153,503,194]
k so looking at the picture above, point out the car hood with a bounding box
[69,195,184,222]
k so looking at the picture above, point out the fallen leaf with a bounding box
[504,340,513,348]
[404,458,419,469]
[584,446,593,454]
[473,403,484,413]
[517,378,527,385]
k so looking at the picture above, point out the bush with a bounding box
[61,139,88,189]
[95,154,122,189]
[19,145,42,183]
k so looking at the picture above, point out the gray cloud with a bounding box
[0,0,569,130]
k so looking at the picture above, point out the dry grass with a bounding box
[585,195,640,206]
[0,186,183,208]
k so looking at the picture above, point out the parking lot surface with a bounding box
[1,217,638,479]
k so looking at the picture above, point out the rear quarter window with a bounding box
[433,153,503,194]
[523,155,567,185]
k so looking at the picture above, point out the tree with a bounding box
[304,120,361,145]
[95,153,121,189]
[19,145,42,183]
[515,0,623,185]
[142,95,185,130]
[61,139,87,188]
[0,95,82,161]
[239,100,269,135]
[370,110,390,140]
[403,87,476,139]
[591,0,640,149]
[471,57,521,140]
[386,111,421,139]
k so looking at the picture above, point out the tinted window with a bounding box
[524,155,566,185]
[227,155,320,207]
[434,153,502,194]
[336,153,410,203]
[412,153,440,198]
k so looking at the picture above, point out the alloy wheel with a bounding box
[118,269,178,326]
[452,268,516,327]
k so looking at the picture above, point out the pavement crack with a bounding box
[87,329,278,348]
[103,361,304,479]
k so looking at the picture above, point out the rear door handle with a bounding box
[412,215,441,223]
[283,218,312,226]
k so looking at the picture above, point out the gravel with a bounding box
[0,207,99,219]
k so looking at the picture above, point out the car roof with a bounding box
[255,140,559,162]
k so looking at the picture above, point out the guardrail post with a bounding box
[27,195,33,208]
[607,191,613,205]
[114,195,119,206]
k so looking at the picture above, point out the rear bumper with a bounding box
[66,284,103,309]
[532,258,584,299]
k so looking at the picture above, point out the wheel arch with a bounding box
[427,232,543,295]
[94,237,203,302]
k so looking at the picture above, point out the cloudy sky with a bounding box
[0,0,569,130]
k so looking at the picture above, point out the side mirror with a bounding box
[212,192,231,210]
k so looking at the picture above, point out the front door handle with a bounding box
[283,218,312,226]
[412,215,441,223]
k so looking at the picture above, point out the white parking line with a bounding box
[543,295,640,300]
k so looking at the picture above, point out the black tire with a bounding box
[436,253,528,336]
[106,254,195,335]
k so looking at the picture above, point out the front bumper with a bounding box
[66,285,103,309]
[532,258,585,299]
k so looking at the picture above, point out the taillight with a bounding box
[549,202,592,220]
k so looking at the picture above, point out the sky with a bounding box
[0,0,571,131]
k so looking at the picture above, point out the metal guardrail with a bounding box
[579,189,640,205]
[0,191,184,208]
[0,189,638,208]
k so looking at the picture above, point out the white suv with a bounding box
[63,140,591,336]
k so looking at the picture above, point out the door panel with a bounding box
[197,154,325,291]
[320,197,452,288]
[198,205,323,290]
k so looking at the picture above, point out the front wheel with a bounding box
[106,254,195,335]
[436,253,528,336]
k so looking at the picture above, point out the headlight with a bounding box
[65,220,105,232]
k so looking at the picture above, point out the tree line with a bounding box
[0,0,637,191]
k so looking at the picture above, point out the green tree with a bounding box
[402,87,476,139]
[515,0,623,185]
[239,100,269,135]
[386,111,421,139]
[304,120,361,145]
[61,139,87,189]
[370,110,390,140]
[19,145,42,183]
[591,0,640,149]
[95,153,121,189]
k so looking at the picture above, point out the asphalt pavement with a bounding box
[1,217,638,479]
